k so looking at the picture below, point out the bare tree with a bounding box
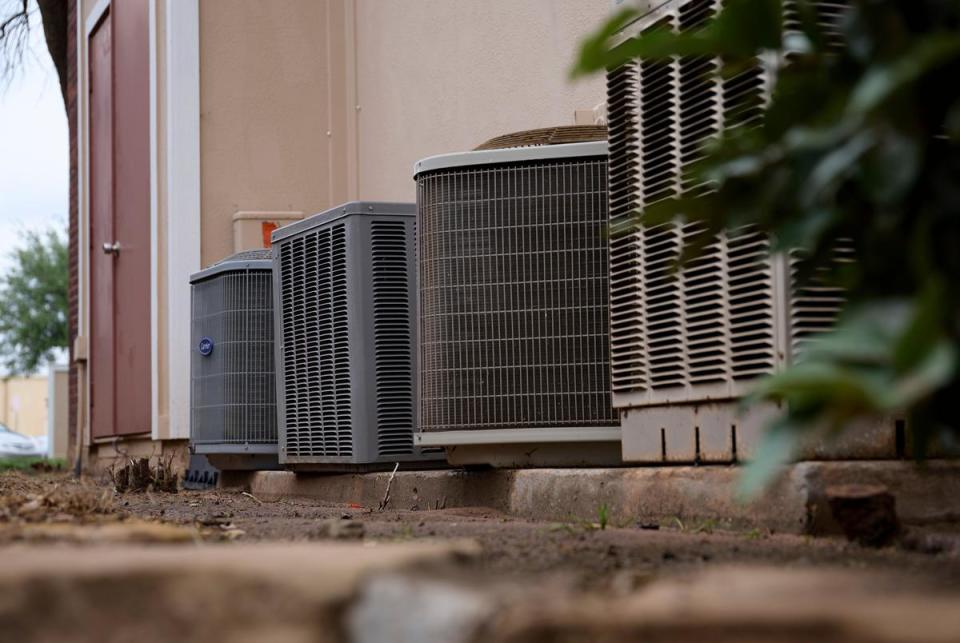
[0,1,31,86]
[0,0,68,106]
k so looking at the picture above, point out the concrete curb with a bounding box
[229,460,960,534]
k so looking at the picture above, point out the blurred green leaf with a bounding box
[738,415,802,498]
[571,7,641,78]
[572,0,782,78]
[892,340,956,408]
[574,0,960,482]
[859,129,922,204]
[802,131,875,207]
[849,35,960,115]
[750,361,889,413]
[771,208,835,251]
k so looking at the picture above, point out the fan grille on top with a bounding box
[474,125,607,150]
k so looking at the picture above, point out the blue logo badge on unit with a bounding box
[198,337,214,356]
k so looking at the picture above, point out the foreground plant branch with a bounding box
[574,0,960,489]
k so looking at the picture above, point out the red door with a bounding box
[88,2,151,439]
[89,14,114,438]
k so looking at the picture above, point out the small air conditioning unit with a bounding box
[606,0,897,462]
[272,202,443,470]
[414,127,622,466]
[190,249,279,470]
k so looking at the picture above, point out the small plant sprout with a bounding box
[695,518,719,534]
[598,503,610,531]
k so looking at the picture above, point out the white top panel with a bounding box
[413,141,608,177]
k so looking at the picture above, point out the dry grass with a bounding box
[0,472,115,524]
[110,457,179,493]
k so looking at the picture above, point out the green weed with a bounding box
[0,457,66,472]
[597,503,610,531]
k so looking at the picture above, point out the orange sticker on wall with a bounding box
[262,221,279,248]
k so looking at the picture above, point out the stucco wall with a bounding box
[199,0,340,266]
[0,377,49,438]
[48,367,70,459]
[353,0,609,201]
[197,0,610,257]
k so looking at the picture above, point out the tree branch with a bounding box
[0,0,30,86]
[0,0,68,110]
[0,1,28,40]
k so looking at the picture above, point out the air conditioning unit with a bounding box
[606,0,897,462]
[189,249,279,470]
[414,127,622,466]
[272,202,443,470]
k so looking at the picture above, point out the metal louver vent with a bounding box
[788,243,854,357]
[728,229,776,380]
[415,140,619,446]
[273,202,441,468]
[608,1,887,464]
[606,0,850,409]
[278,224,353,458]
[607,62,646,394]
[784,1,851,50]
[190,250,277,465]
[371,221,415,456]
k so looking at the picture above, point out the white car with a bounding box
[0,424,44,458]
[32,435,50,457]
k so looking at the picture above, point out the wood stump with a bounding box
[826,483,900,547]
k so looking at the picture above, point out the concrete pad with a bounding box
[490,566,960,642]
[0,541,478,643]
[237,460,960,534]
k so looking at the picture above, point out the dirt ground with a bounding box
[3,468,959,596]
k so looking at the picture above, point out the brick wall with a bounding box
[67,0,78,463]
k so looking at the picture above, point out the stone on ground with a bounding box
[489,566,960,642]
[0,540,479,643]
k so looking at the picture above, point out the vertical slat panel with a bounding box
[788,243,852,357]
[275,209,421,462]
[372,221,416,456]
[640,11,684,391]
[607,0,793,406]
[727,229,776,380]
[278,224,354,458]
[607,61,647,393]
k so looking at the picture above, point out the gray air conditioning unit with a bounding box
[272,202,443,470]
[605,0,897,463]
[190,249,279,470]
[414,127,622,466]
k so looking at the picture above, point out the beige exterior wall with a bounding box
[353,0,609,201]
[48,367,70,459]
[87,437,190,478]
[0,377,49,438]
[197,0,609,261]
[199,0,346,266]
